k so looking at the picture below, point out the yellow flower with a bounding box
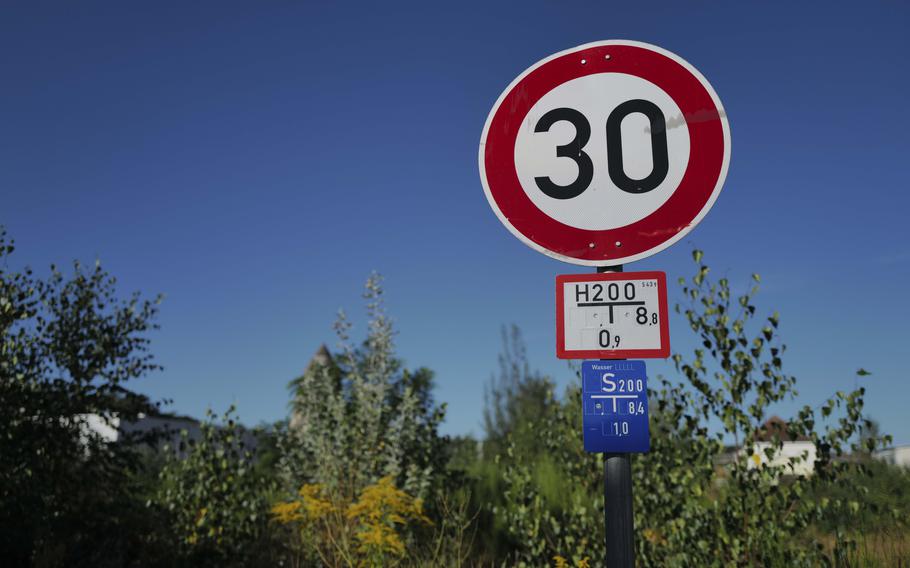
[347,476,431,557]
[356,522,405,556]
[642,527,666,545]
[271,483,335,525]
[298,483,334,520]
[553,555,569,568]
[576,557,591,568]
[272,477,430,560]
[271,500,305,524]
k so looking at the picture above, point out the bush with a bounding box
[0,227,166,566]
[5,225,901,566]
[155,406,278,566]
[276,273,453,564]
[483,251,893,567]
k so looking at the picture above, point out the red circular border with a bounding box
[483,44,726,263]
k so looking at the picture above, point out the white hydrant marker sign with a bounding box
[556,271,669,359]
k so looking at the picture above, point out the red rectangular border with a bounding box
[556,271,670,360]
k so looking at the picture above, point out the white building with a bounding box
[741,416,817,477]
[744,440,817,477]
[875,445,910,468]
[80,411,262,457]
[79,412,203,456]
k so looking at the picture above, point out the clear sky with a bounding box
[2,1,908,443]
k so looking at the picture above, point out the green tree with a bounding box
[483,324,556,459]
[282,273,446,498]
[488,251,892,567]
[495,381,603,567]
[155,406,277,566]
[475,325,579,563]
[277,273,449,563]
[637,249,891,566]
[0,227,166,566]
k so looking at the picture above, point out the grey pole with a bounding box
[603,453,634,567]
[597,264,635,568]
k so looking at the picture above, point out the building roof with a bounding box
[288,345,336,431]
[307,344,333,371]
[755,416,810,442]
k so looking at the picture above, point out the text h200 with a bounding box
[575,282,638,303]
[534,100,669,200]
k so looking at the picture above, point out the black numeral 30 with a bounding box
[534,100,669,199]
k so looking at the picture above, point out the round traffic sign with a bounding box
[479,40,731,266]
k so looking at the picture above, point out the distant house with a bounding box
[79,412,203,455]
[120,413,205,457]
[81,410,260,457]
[732,416,817,477]
[875,445,910,468]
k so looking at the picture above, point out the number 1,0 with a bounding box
[610,421,630,437]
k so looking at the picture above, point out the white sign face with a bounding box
[556,272,669,359]
[514,72,691,231]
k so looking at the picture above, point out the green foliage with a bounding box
[482,251,898,567]
[0,227,166,566]
[278,273,451,564]
[495,383,602,567]
[811,456,910,532]
[652,249,894,565]
[630,378,721,566]
[484,325,557,459]
[470,326,568,562]
[4,225,906,567]
[155,406,277,566]
[282,273,446,499]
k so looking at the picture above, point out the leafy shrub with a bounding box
[0,228,166,566]
[275,273,455,565]
[280,273,446,500]
[155,406,277,566]
[272,475,432,566]
[487,251,893,567]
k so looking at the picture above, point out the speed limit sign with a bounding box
[479,40,731,266]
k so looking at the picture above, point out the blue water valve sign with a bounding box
[582,360,650,453]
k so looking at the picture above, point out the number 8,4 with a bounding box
[533,100,670,200]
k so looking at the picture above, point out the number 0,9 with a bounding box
[598,329,620,348]
[534,100,669,200]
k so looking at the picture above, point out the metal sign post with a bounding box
[598,265,634,568]
[604,452,634,567]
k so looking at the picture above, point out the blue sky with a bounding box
[2,1,908,443]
